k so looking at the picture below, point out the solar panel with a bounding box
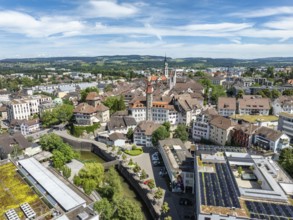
[46,195,57,207]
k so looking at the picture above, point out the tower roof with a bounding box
[146,81,153,94]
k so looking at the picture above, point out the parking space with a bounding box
[133,148,195,219]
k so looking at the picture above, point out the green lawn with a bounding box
[230,114,278,123]
[124,149,143,156]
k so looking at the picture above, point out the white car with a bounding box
[151,152,159,160]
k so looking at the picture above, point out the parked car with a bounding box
[159,168,167,176]
[151,152,159,161]
[153,160,162,166]
[179,198,193,206]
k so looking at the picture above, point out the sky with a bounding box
[0,0,293,59]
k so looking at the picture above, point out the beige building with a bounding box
[217,97,236,117]
[209,116,236,146]
[238,96,270,115]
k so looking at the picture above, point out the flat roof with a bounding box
[18,157,86,211]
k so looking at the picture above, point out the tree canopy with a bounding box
[103,96,126,114]
[152,126,170,146]
[279,148,293,178]
[174,124,189,142]
[41,104,74,127]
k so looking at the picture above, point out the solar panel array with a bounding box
[198,145,246,153]
[199,163,240,208]
[246,201,293,220]
[5,209,20,220]
[20,203,36,219]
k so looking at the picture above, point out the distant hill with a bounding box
[1,55,293,68]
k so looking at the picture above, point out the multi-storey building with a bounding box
[10,119,40,136]
[217,97,236,117]
[133,121,160,147]
[238,96,270,115]
[232,124,259,148]
[278,112,293,141]
[192,108,218,142]
[272,96,293,116]
[7,95,52,122]
[209,116,236,146]
[254,126,290,153]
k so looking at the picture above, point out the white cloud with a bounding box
[230,6,293,18]
[181,23,252,32]
[263,17,293,30]
[79,0,139,18]
[0,11,86,37]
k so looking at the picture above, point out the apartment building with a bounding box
[278,112,293,141]
[232,124,259,148]
[133,121,160,147]
[7,95,52,122]
[10,119,40,136]
[272,96,293,116]
[192,108,218,142]
[209,116,236,146]
[254,126,290,153]
[238,96,270,115]
[217,97,236,117]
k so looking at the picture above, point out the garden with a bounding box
[124,145,143,156]
[0,162,49,219]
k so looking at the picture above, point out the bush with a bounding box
[71,123,101,137]
[124,148,143,156]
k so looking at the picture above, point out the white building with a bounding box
[192,108,218,142]
[10,119,40,136]
[254,126,291,153]
[278,112,293,140]
[238,96,270,115]
[272,96,293,116]
[7,95,52,122]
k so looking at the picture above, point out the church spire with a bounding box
[164,54,169,78]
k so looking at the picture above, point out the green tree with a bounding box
[80,87,99,102]
[133,163,141,174]
[126,128,134,140]
[154,187,164,200]
[39,133,63,151]
[52,150,66,169]
[83,179,97,195]
[94,198,115,220]
[103,96,126,114]
[62,166,72,179]
[161,202,170,215]
[271,89,281,99]
[266,66,275,78]
[236,90,244,99]
[147,179,155,190]
[152,126,170,146]
[78,162,105,187]
[279,148,293,177]
[140,169,147,180]
[283,89,293,96]
[174,124,188,142]
[237,166,243,177]
[115,198,143,220]
[104,84,113,93]
[162,121,171,132]
[128,158,134,166]
[164,216,172,220]
[55,104,74,122]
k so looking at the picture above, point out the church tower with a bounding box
[164,55,169,78]
[146,80,153,121]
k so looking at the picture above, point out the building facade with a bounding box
[278,112,293,141]
[217,97,236,117]
[133,121,160,147]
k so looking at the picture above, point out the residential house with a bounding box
[158,138,194,193]
[107,116,137,134]
[217,97,236,117]
[192,108,218,142]
[133,121,160,147]
[232,124,259,148]
[272,96,293,116]
[10,119,41,136]
[278,112,293,141]
[212,77,226,86]
[238,96,270,115]
[209,116,236,146]
[254,126,290,153]
[108,132,126,147]
[0,133,31,159]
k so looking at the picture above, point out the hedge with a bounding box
[124,148,143,156]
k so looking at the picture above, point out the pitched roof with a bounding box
[173,79,203,93]
[238,97,270,110]
[135,121,161,136]
[0,133,30,155]
[203,108,218,116]
[74,102,109,114]
[255,126,284,141]
[107,116,136,130]
[210,116,235,130]
[109,132,126,141]
[10,119,40,127]
[85,92,99,101]
[234,123,259,135]
[218,97,236,110]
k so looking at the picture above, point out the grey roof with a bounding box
[109,132,126,141]
[18,157,86,211]
[107,116,136,130]
[255,126,284,141]
[0,133,30,155]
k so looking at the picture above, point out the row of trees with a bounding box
[199,78,226,104]
[39,133,79,169]
[256,89,281,99]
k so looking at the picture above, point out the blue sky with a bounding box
[0,0,293,59]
